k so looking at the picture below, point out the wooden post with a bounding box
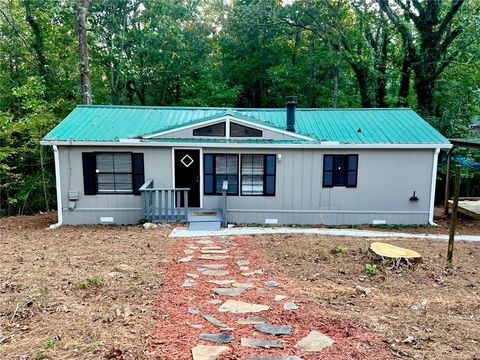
[447,165,462,263]
[444,147,455,215]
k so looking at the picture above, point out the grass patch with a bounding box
[79,276,104,289]
[333,245,348,254]
[365,263,379,276]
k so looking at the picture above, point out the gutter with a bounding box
[49,145,63,228]
[428,148,441,226]
[40,140,453,150]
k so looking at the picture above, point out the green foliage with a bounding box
[333,245,348,254]
[365,263,379,276]
[79,276,104,289]
[36,338,57,360]
[0,0,479,216]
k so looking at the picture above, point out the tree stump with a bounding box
[369,242,422,268]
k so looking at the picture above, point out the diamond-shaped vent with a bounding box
[180,154,194,168]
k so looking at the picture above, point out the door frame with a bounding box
[172,147,203,208]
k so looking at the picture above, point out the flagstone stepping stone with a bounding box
[237,317,268,325]
[211,287,247,297]
[255,324,292,336]
[202,314,233,330]
[184,249,194,255]
[208,299,223,305]
[202,246,223,250]
[178,256,193,262]
[208,279,236,285]
[219,300,270,314]
[236,260,250,266]
[241,338,284,348]
[186,273,199,279]
[239,266,250,272]
[191,344,231,360]
[188,307,200,314]
[197,264,227,269]
[295,330,334,352]
[231,282,254,290]
[200,269,230,277]
[245,357,302,360]
[265,280,279,288]
[201,249,229,254]
[208,279,235,285]
[257,288,266,294]
[242,269,264,276]
[190,323,204,329]
[199,255,230,261]
[196,239,215,245]
[283,302,299,311]
[200,332,234,344]
[182,279,199,287]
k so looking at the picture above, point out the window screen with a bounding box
[241,154,276,196]
[204,154,238,195]
[96,153,133,193]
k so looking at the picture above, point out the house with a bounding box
[40,101,451,228]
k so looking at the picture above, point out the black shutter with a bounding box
[82,152,97,195]
[132,153,145,195]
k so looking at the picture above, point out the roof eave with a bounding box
[40,139,452,149]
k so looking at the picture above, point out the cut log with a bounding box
[369,242,422,264]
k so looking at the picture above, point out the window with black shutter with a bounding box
[204,154,239,195]
[323,154,358,188]
[241,154,276,196]
[82,152,144,195]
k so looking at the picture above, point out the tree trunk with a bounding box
[75,0,92,104]
[352,64,373,108]
[397,53,411,107]
[375,29,388,108]
[414,70,435,116]
[23,0,48,81]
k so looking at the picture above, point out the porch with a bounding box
[139,179,227,229]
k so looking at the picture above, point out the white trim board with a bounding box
[142,115,315,141]
[41,140,452,150]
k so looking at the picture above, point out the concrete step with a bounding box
[187,208,223,231]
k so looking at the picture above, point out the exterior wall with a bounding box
[202,148,434,225]
[57,146,172,225]
[56,145,435,225]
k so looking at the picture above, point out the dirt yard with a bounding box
[0,213,173,360]
[256,234,480,359]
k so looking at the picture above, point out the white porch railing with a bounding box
[139,179,189,222]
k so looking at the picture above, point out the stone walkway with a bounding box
[152,235,391,359]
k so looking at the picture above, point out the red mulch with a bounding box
[151,235,393,359]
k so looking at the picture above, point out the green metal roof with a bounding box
[42,105,450,145]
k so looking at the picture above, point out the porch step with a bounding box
[187,208,223,231]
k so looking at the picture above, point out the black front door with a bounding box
[174,149,200,207]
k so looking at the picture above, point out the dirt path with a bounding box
[151,235,392,359]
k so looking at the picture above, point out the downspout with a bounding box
[49,145,63,228]
[428,148,441,226]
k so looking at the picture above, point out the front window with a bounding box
[241,154,276,196]
[323,154,358,188]
[96,153,133,193]
[204,154,239,195]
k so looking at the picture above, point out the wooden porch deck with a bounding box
[448,198,480,220]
